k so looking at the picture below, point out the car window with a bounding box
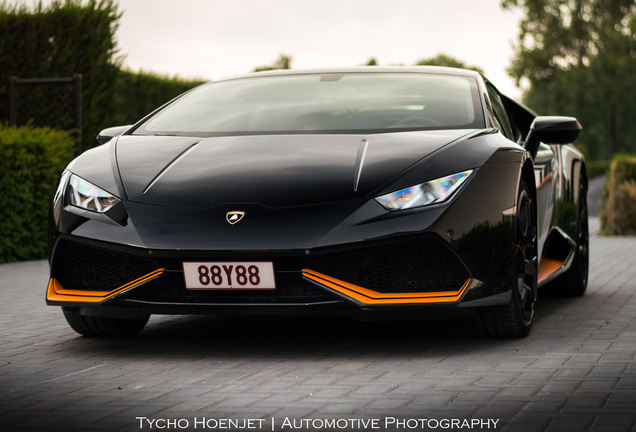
[486,84,515,140]
[135,73,485,136]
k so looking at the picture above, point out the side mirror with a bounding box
[96,125,132,145]
[524,116,581,158]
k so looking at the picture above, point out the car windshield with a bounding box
[135,72,485,136]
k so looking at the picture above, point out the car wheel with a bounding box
[560,176,589,296]
[476,179,537,338]
[62,307,149,337]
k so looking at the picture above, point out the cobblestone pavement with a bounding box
[1,218,634,432]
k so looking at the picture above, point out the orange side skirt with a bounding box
[538,258,563,284]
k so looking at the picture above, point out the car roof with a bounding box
[216,66,483,82]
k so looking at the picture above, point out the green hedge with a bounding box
[1,2,209,150]
[111,70,205,127]
[601,154,636,236]
[0,125,75,262]
[0,1,121,152]
[586,160,610,179]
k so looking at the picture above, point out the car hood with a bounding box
[116,130,479,208]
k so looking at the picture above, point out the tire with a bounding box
[475,179,537,338]
[559,177,589,296]
[62,307,149,337]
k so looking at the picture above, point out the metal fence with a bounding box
[9,74,82,155]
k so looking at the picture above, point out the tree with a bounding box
[253,54,293,72]
[416,54,484,74]
[502,0,636,159]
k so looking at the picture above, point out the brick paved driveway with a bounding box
[1,218,634,432]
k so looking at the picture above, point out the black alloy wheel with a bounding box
[475,179,537,338]
[512,182,538,330]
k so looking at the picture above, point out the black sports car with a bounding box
[47,67,588,338]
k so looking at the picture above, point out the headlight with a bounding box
[68,174,120,213]
[375,170,473,211]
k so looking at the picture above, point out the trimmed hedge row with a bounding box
[0,125,75,262]
[0,1,204,152]
[586,160,610,179]
[0,1,120,153]
[601,154,636,236]
[111,70,205,127]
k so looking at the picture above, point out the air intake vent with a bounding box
[309,236,469,293]
[52,240,159,292]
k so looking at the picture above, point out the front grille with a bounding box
[52,240,159,292]
[308,236,470,293]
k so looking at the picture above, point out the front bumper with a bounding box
[47,233,475,313]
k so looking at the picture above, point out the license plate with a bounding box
[183,261,276,290]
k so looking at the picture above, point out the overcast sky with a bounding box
[18,0,524,98]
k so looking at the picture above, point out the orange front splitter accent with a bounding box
[538,258,564,284]
[302,269,470,305]
[46,269,164,304]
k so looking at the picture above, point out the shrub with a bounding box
[586,160,610,179]
[111,70,205,127]
[601,155,636,235]
[0,125,75,262]
[0,1,121,153]
[1,3,205,151]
